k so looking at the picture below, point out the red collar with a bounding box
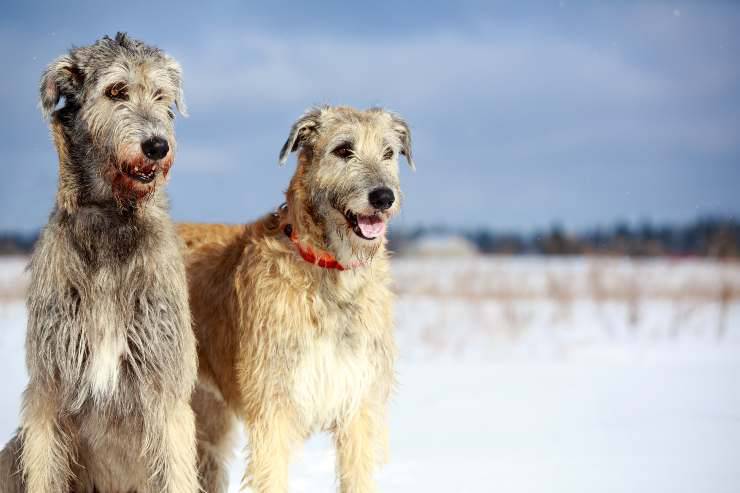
[284,224,346,271]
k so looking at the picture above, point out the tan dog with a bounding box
[178,106,414,492]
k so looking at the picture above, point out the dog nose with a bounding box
[141,137,169,161]
[368,187,395,211]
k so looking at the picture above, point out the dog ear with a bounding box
[174,86,187,116]
[39,55,84,119]
[165,58,188,117]
[279,108,322,165]
[391,114,415,170]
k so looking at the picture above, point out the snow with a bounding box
[1,255,739,492]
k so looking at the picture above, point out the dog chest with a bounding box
[87,305,126,400]
[291,333,377,430]
[79,267,189,404]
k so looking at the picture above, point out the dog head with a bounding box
[279,106,414,265]
[40,32,186,208]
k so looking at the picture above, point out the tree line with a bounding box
[388,216,740,258]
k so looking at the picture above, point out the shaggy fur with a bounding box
[0,33,198,493]
[179,106,414,492]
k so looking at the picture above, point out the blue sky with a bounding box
[1,1,738,232]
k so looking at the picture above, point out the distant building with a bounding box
[402,234,479,257]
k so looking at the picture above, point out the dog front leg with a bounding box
[334,403,386,493]
[144,399,199,493]
[243,409,298,493]
[19,389,73,493]
[192,381,237,493]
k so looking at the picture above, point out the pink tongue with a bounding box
[357,215,386,239]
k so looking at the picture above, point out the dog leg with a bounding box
[143,399,199,493]
[0,433,26,493]
[243,410,297,493]
[162,400,199,493]
[334,404,385,493]
[19,390,73,493]
[193,381,237,493]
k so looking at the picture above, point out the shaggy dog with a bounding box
[179,106,414,492]
[0,33,198,493]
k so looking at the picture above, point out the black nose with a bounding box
[141,137,169,161]
[368,187,395,211]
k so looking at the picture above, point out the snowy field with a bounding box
[1,255,739,492]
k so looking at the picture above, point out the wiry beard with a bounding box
[107,153,172,208]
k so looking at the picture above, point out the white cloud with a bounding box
[177,26,670,114]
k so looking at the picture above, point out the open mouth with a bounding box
[344,210,387,240]
[123,163,158,184]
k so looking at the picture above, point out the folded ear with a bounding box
[165,57,188,117]
[174,85,187,116]
[39,54,84,119]
[391,114,415,170]
[278,108,322,165]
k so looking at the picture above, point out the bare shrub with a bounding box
[546,271,574,323]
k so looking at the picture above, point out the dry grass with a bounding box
[393,257,740,302]
[393,256,740,343]
[0,256,29,302]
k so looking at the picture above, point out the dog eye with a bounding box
[105,82,129,101]
[382,148,394,160]
[153,89,164,102]
[332,143,353,160]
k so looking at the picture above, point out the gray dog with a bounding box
[0,33,198,493]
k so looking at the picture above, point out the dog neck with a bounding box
[278,202,371,271]
[282,223,346,270]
